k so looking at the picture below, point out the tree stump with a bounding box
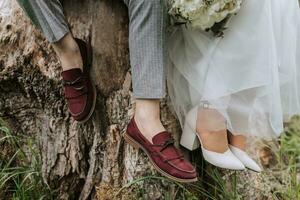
[1,1,274,200]
[0,0,182,199]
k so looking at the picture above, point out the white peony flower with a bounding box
[169,0,242,31]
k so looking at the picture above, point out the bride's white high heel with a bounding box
[180,106,245,170]
[229,145,262,172]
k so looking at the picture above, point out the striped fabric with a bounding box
[126,0,167,99]
[16,0,167,99]
[17,0,69,43]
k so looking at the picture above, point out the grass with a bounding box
[114,116,300,200]
[111,168,243,200]
[0,118,56,200]
[265,116,300,200]
[1,115,300,200]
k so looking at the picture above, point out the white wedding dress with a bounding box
[168,0,300,139]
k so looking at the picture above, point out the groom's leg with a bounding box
[126,0,167,99]
[17,0,69,43]
[16,0,83,71]
[124,0,197,183]
[126,0,167,142]
[17,0,83,69]
[16,0,96,122]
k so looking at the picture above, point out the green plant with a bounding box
[270,116,300,200]
[116,164,242,199]
[0,118,57,200]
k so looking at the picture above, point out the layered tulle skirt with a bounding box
[168,0,300,138]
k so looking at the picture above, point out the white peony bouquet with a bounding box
[168,0,242,35]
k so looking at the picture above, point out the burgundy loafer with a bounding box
[61,38,96,123]
[125,118,198,183]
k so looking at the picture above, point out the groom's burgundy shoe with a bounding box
[61,38,96,123]
[125,118,198,183]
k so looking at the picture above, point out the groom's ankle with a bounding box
[133,115,165,142]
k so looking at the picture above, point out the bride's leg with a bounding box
[197,130,229,153]
[185,105,246,170]
[228,132,246,150]
[196,107,229,153]
[188,85,230,153]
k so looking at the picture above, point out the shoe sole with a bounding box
[124,132,198,183]
[76,38,97,124]
[246,167,261,173]
[77,84,97,124]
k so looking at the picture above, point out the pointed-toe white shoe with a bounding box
[229,145,262,172]
[180,106,245,170]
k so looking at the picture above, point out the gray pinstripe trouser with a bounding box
[17,0,167,99]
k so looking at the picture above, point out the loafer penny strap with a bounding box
[164,155,184,162]
[152,137,185,163]
[63,76,88,99]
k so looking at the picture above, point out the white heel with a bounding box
[180,106,245,170]
[180,122,200,150]
[229,145,262,172]
[180,106,199,151]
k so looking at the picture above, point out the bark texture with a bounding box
[0,1,270,200]
[0,1,181,199]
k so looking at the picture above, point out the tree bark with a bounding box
[0,1,182,199]
[1,1,274,200]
